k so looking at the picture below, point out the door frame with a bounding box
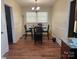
[5,4,16,43]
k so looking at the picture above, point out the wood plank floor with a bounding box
[5,36,61,59]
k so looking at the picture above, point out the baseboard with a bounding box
[51,35,61,47]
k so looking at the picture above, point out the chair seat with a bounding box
[25,28,32,32]
[43,30,48,32]
[26,30,31,32]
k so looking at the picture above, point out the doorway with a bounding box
[5,5,13,44]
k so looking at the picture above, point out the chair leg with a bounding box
[39,39,42,45]
[47,33,49,40]
[31,32,33,39]
[24,32,27,39]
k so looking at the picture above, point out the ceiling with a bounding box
[15,0,56,7]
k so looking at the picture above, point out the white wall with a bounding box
[1,0,9,57]
[4,0,23,43]
[51,0,71,46]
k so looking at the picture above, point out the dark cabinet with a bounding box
[61,41,77,59]
[61,41,70,59]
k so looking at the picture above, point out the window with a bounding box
[26,12,48,23]
[26,12,36,23]
[37,12,48,23]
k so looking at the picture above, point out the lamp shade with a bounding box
[32,7,35,10]
[36,6,40,10]
[32,6,40,11]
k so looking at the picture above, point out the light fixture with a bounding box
[36,6,40,10]
[32,7,35,10]
[32,0,40,11]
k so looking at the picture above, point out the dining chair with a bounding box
[24,25,32,39]
[43,25,49,39]
[34,26,43,44]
